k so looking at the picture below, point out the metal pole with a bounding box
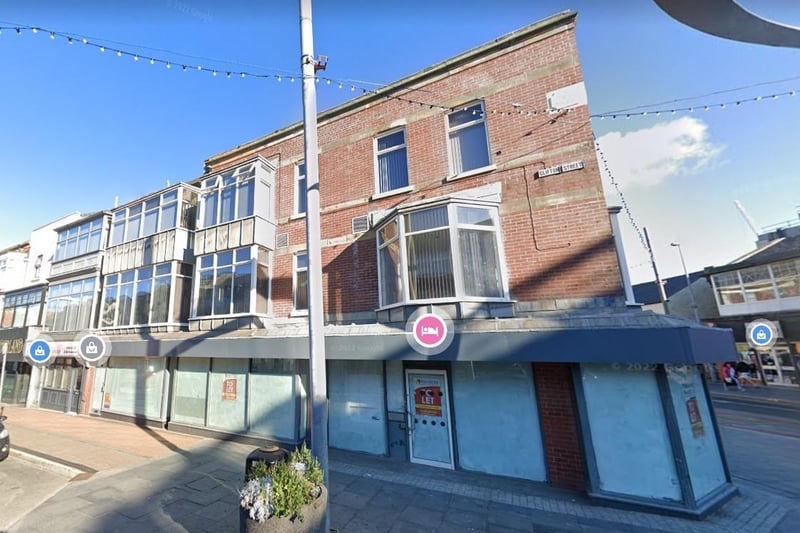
[643,227,670,314]
[671,243,700,322]
[0,343,7,404]
[299,0,329,517]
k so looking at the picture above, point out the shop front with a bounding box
[1,328,33,405]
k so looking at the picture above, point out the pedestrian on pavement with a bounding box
[725,363,744,391]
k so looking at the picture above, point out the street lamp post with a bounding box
[670,242,700,322]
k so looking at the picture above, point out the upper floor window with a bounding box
[294,253,308,312]
[295,162,307,216]
[1,288,42,328]
[375,129,409,194]
[377,201,506,307]
[447,101,490,175]
[111,190,182,246]
[201,164,255,228]
[195,246,269,317]
[101,263,173,327]
[45,277,96,332]
[713,258,800,305]
[55,218,104,261]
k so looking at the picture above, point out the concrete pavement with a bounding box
[1,399,796,533]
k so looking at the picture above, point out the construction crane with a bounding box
[733,200,760,238]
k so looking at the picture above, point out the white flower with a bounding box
[239,477,273,523]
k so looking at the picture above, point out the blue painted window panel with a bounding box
[328,360,387,455]
[665,365,727,500]
[580,364,682,501]
[452,362,547,481]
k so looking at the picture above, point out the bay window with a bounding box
[110,189,183,246]
[55,218,104,261]
[1,288,43,328]
[102,263,174,326]
[200,164,255,228]
[195,246,268,317]
[45,278,96,331]
[377,200,506,307]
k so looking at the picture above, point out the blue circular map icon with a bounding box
[28,339,53,364]
[747,320,777,349]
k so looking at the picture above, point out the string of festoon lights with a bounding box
[591,89,797,120]
[1,23,571,118]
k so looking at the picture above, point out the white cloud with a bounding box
[596,117,724,190]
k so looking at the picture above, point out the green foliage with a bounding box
[246,459,272,482]
[242,443,325,522]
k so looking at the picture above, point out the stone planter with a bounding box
[240,486,327,533]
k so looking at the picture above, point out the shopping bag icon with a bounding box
[86,342,98,354]
[34,345,45,356]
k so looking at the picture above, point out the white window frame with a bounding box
[45,277,97,332]
[110,189,182,246]
[55,218,104,261]
[293,252,309,314]
[376,199,509,308]
[374,127,410,195]
[446,100,492,177]
[193,247,257,318]
[199,164,256,229]
[294,162,307,217]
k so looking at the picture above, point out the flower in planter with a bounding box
[239,443,324,524]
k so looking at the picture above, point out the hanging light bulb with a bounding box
[150,58,155,65]
[212,70,217,76]
[290,76,295,82]
[116,50,122,57]
[197,65,202,71]
[133,54,139,61]
[182,65,187,72]
[166,62,171,69]
[277,75,282,82]
[338,82,343,89]
[241,72,246,78]
[100,46,105,52]
[226,72,231,78]
[32,27,39,33]
[67,37,73,45]
[50,32,56,40]
[15,28,22,35]
[326,79,331,85]
[82,38,88,44]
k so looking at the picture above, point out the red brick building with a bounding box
[18,10,737,518]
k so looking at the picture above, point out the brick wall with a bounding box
[207,15,624,318]
[534,362,586,491]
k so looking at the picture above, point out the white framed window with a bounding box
[294,162,307,216]
[101,263,174,327]
[294,253,308,312]
[45,277,96,332]
[447,101,491,175]
[110,189,183,246]
[376,200,506,307]
[55,218,104,261]
[195,247,257,317]
[1,288,43,328]
[200,164,255,229]
[375,128,409,194]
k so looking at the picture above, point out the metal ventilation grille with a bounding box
[276,232,289,248]
[352,215,369,234]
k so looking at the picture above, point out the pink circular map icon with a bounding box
[412,313,448,348]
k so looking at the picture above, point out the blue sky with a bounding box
[1,0,799,284]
